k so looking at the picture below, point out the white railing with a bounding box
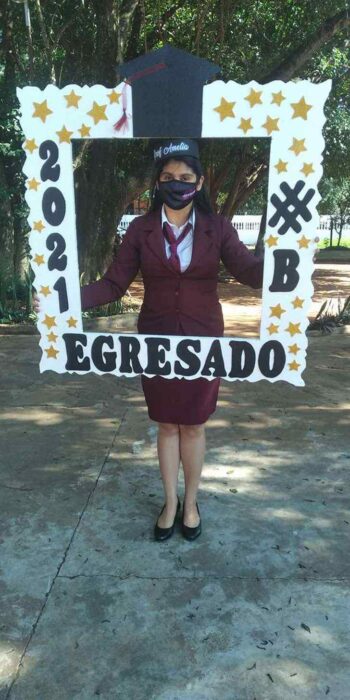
[117,214,350,245]
[118,215,137,232]
[231,215,350,244]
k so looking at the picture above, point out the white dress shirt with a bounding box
[161,204,195,273]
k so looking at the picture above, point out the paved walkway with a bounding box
[0,266,349,699]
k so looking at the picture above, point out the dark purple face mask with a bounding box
[157,179,198,210]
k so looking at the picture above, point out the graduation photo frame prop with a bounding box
[16,46,331,386]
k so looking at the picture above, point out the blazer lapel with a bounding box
[142,206,215,274]
[143,209,175,272]
[184,207,214,274]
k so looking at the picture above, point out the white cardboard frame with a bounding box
[16,78,331,385]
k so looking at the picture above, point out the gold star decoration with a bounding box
[43,314,57,329]
[271,91,285,106]
[292,296,304,309]
[87,101,108,125]
[245,88,262,107]
[64,90,81,108]
[291,96,312,120]
[47,331,58,342]
[56,125,74,143]
[297,235,311,249]
[274,159,288,174]
[262,116,279,134]
[78,124,91,137]
[270,303,286,319]
[33,254,45,266]
[267,322,279,335]
[288,360,300,371]
[67,317,78,328]
[24,138,38,153]
[265,234,279,247]
[33,220,45,233]
[27,178,41,191]
[288,343,300,355]
[108,90,122,104]
[213,97,235,121]
[289,137,307,156]
[45,345,59,359]
[32,100,53,123]
[239,117,253,133]
[40,285,51,297]
[286,322,301,337]
[300,162,315,177]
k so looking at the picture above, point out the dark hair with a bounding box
[148,155,213,214]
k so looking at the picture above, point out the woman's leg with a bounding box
[156,422,181,528]
[179,423,206,527]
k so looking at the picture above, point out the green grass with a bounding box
[318,236,350,249]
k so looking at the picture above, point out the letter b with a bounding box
[269,250,300,292]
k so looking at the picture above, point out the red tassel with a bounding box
[113,64,167,133]
[113,110,128,131]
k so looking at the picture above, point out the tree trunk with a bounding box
[0,0,25,282]
[336,214,344,247]
[216,8,350,233]
[116,0,140,70]
[74,140,148,281]
[261,10,350,83]
[75,141,122,281]
[0,159,15,268]
[34,0,56,84]
[72,0,141,281]
[255,204,267,256]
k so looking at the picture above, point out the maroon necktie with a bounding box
[163,221,192,273]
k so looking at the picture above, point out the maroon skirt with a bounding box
[141,374,221,425]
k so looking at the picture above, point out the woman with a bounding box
[33,138,264,543]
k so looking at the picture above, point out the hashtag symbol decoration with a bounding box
[268,180,315,235]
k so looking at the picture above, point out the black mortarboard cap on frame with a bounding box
[117,45,221,138]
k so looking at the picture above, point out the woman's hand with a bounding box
[32,290,41,314]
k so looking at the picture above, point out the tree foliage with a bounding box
[0,0,349,281]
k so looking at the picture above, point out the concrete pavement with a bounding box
[0,318,349,698]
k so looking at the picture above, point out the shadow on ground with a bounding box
[0,265,349,699]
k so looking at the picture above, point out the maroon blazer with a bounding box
[80,208,264,337]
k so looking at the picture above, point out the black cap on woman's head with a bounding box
[153,138,200,163]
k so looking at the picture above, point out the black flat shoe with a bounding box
[181,501,201,541]
[154,496,181,541]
